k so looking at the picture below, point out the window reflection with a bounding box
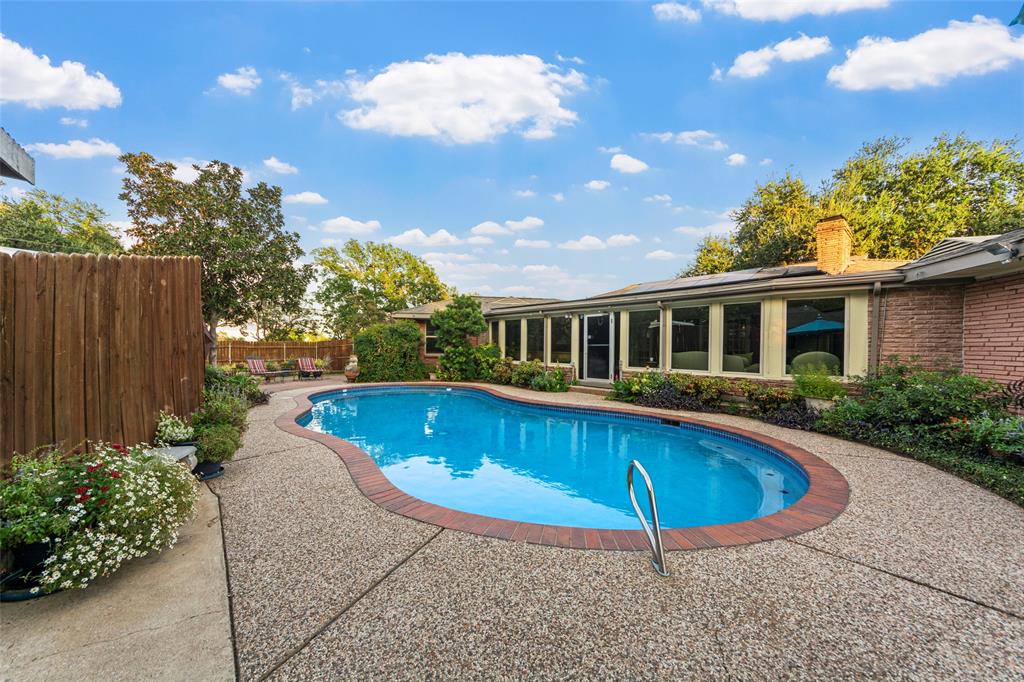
[786,298,845,375]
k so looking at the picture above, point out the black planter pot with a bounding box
[192,461,225,481]
[171,440,198,447]
[0,540,55,601]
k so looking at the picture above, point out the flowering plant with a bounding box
[0,443,198,593]
[154,411,194,445]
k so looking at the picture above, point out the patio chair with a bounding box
[791,351,841,374]
[246,357,295,381]
[297,357,324,379]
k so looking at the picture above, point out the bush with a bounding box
[353,322,428,383]
[739,381,796,414]
[430,295,486,349]
[489,357,516,385]
[195,424,243,463]
[793,365,848,400]
[669,374,730,406]
[194,390,249,433]
[610,371,668,402]
[969,415,1024,460]
[205,365,265,406]
[761,403,822,431]
[530,369,569,393]
[474,344,502,381]
[437,343,479,381]
[0,443,198,593]
[511,360,545,388]
[154,411,194,445]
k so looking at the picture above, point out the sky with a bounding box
[3,1,1024,300]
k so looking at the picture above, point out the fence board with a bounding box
[0,252,204,468]
[216,339,352,371]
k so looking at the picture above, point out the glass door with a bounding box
[584,314,611,380]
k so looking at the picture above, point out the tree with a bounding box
[0,188,122,254]
[118,152,310,359]
[250,299,321,341]
[730,173,821,270]
[680,235,736,276]
[431,295,486,381]
[313,239,448,338]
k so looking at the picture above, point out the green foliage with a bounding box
[431,295,486,349]
[793,365,849,400]
[0,449,73,548]
[250,299,321,341]
[0,188,122,254]
[669,374,731,404]
[194,390,249,433]
[610,371,668,402]
[738,381,796,414]
[474,344,502,381]
[154,411,194,445]
[510,360,545,388]
[969,415,1024,459]
[530,369,569,393]
[353,321,428,382]
[204,365,266,406]
[488,357,517,385]
[610,371,728,411]
[119,153,311,351]
[681,134,1024,274]
[436,344,479,381]
[195,423,243,463]
[313,240,448,339]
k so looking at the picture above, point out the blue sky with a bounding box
[3,1,1023,299]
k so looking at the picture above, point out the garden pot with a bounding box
[171,440,197,447]
[345,369,359,381]
[192,461,225,481]
[803,397,835,412]
[0,540,55,601]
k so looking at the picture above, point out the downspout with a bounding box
[869,281,882,374]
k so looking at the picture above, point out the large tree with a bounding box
[0,188,122,254]
[119,152,310,358]
[681,235,736,277]
[313,239,448,338]
[682,134,1024,275]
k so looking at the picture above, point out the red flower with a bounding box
[77,494,90,502]
[97,498,108,506]
[110,470,121,479]
[76,486,89,495]
[100,485,109,492]
[86,463,104,473]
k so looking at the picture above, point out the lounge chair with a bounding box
[297,357,324,379]
[246,358,295,381]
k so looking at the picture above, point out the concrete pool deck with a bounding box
[213,381,1023,680]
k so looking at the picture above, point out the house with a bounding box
[391,295,558,365]
[0,128,36,185]
[396,216,1023,389]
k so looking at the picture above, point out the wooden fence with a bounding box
[216,339,352,370]
[1,251,205,468]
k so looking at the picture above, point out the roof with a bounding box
[0,128,35,185]
[901,229,1024,283]
[901,231,1023,269]
[392,295,559,319]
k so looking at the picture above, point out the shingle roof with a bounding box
[901,230,1024,269]
[392,295,559,319]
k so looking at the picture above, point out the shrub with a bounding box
[194,390,249,432]
[154,411,194,446]
[314,356,331,370]
[793,365,848,400]
[437,343,479,382]
[474,344,502,381]
[969,415,1024,460]
[511,360,545,388]
[669,374,730,406]
[760,403,822,431]
[195,424,243,463]
[489,357,516,385]
[205,365,265,406]
[738,381,796,414]
[430,295,486,349]
[354,322,428,383]
[610,371,668,402]
[530,369,569,393]
[0,443,198,593]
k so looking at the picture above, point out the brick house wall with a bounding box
[416,319,492,368]
[871,284,965,368]
[962,273,1024,386]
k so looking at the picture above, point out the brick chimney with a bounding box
[815,215,852,275]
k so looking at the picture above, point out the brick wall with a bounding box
[872,284,965,368]
[963,273,1024,386]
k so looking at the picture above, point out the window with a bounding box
[722,302,761,373]
[670,306,710,371]
[526,319,544,361]
[424,322,441,355]
[627,310,661,368]
[490,321,499,345]
[504,320,521,359]
[550,316,572,364]
[786,297,845,375]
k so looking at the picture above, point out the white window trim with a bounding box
[781,294,850,379]
[423,321,441,357]
[719,299,766,377]
[546,315,574,366]
[666,303,713,375]
[622,308,664,372]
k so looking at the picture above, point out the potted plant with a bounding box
[193,424,242,480]
[344,355,359,381]
[793,365,847,411]
[155,411,195,446]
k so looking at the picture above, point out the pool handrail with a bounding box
[627,460,669,577]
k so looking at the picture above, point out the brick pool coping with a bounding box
[275,383,850,552]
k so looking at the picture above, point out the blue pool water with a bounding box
[299,387,809,530]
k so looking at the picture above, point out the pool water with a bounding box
[299,387,809,530]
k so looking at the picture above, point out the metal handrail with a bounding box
[626,460,669,577]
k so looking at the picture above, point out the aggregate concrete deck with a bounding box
[218,382,1024,680]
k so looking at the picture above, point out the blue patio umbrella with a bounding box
[787,318,844,335]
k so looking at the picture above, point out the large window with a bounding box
[504,320,521,359]
[670,306,710,371]
[526,318,544,361]
[424,322,441,355]
[628,310,661,368]
[550,316,572,364]
[786,297,845,375]
[722,302,761,373]
[490,321,499,346]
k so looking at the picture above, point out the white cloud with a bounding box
[466,235,494,245]
[584,180,610,191]
[59,117,88,127]
[216,66,261,95]
[263,156,298,174]
[559,235,607,251]
[279,73,345,110]
[515,239,552,248]
[26,138,121,159]
[2,186,27,200]
[551,192,565,202]
[610,153,649,174]
[505,216,544,231]
[653,3,701,23]
[598,145,623,154]
[167,158,207,183]
[674,219,733,236]
[428,259,517,280]
[728,34,832,78]
[646,129,727,151]
[522,264,566,277]
[710,64,723,81]
[760,158,773,165]
[607,233,640,247]
[514,189,537,198]
[556,53,585,65]
[703,0,889,22]
[388,228,463,247]
[501,285,541,296]
[470,221,510,236]
[644,194,672,203]
[283,191,328,205]
[0,36,122,110]
[341,52,586,144]
[725,153,747,166]
[422,251,476,262]
[828,16,1024,91]
[321,216,381,234]
[646,249,679,260]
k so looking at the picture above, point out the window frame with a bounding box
[424,321,441,356]
[783,295,849,378]
[548,315,573,365]
[526,317,544,361]
[624,308,663,370]
[720,300,765,376]
[503,319,522,360]
[669,304,712,374]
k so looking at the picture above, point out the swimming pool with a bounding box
[298,386,810,530]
